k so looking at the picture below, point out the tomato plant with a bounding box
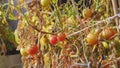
[27,45,38,55]
[11,0,120,68]
[50,35,58,45]
[57,33,66,41]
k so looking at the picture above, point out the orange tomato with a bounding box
[86,33,98,45]
[101,28,116,40]
[57,33,66,41]
[82,8,93,19]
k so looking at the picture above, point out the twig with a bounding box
[70,63,87,68]
[112,0,120,40]
[102,57,120,68]
[67,13,120,38]
[28,23,55,35]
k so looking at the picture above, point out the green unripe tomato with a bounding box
[20,48,28,56]
[41,0,50,7]
[102,42,109,49]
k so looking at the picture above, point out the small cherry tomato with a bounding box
[50,35,58,45]
[57,33,66,41]
[82,8,93,19]
[102,42,109,49]
[28,45,38,55]
[20,48,28,56]
[86,33,98,45]
[101,28,116,40]
[41,0,50,7]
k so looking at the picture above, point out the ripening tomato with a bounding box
[57,33,66,41]
[86,33,98,45]
[20,48,28,56]
[101,28,116,40]
[82,8,93,19]
[50,35,58,45]
[41,0,50,7]
[28,45,38,55]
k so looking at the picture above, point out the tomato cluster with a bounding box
[50,33,66,45]
[86,27,116,46]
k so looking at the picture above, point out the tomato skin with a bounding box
[28,45,38,55]
[41,0,50,7]
[101,28,116,40]
[20,0,24,2]
[20,48,28,56]
[50,35,58,45]
[57,33,66,41]
[82,8,93,19]
[86,33,98,45]
[102,42,109,49]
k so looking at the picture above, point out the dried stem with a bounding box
[67,13,120,38]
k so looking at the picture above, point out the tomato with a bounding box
[94,28,102,35]
[28,45,38,55]
[102,42,109,49]
[41,0,50,7]
[57,33,66,41]
[101,28,116,40]
[50,35,58,45]
[67,15,75,24]
[20,48,28,56]
[82,8,93,19]
[86,33,98,45]
[19,0,24,2]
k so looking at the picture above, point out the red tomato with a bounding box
[57,33,66,41]
[86,33,98,45]
[28,45,38,55]
[101,28,116,40]
[50,35,58,45]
